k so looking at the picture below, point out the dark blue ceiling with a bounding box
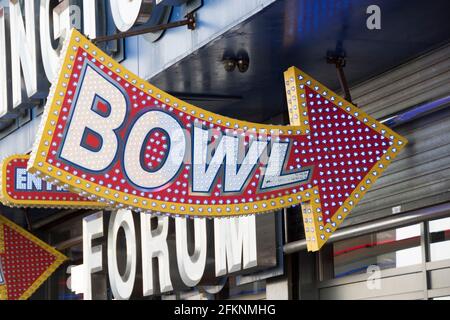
[150,0,450,123]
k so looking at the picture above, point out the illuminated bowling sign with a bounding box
[0,154,105,209]
[29,29,407,251]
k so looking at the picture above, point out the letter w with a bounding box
[192,126,267,193]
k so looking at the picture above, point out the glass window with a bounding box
[227,279,266,300]
[332,224,422,278]
[429,217,450,262]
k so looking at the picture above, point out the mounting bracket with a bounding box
[326,53,353,103]
[93,13,196,44]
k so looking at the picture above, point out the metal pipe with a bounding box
[55,235,83,251]
[32,209,82,229]
[326,54,353,103]
[336,65,352,103]
[381,95,450,127]
[283,202,450,254]
[93,13,196,44]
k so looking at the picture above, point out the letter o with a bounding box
[107,209,137,300]
[123,110,186,189]
[109,0,151,32]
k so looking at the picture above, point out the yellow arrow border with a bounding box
[0,215,67,300]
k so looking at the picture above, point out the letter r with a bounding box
[60,62,127,171]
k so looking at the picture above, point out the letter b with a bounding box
[60,62,127,171]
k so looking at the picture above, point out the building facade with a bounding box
[0,0,449,300]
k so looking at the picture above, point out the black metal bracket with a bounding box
[326,53,353,103]
[93,13,196,44]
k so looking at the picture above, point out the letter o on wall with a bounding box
[109,0,151,32]
[107,209,137,300]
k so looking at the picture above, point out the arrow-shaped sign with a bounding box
[283,67,407,250]
[0,215,67,300]
[28,29,407,251]
[0,154,106,209]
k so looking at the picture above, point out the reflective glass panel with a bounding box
[333,224,422,278]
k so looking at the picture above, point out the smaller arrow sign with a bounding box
[0,154,107,209]
[0,215,67,300]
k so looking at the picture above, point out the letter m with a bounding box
[214,216,257,276]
